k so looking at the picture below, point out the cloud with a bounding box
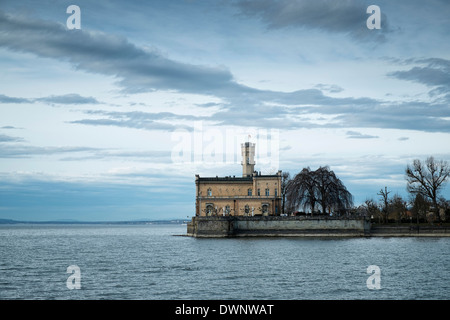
[71,94,450,133]
[388,58,450,95]
[70,118,190,132]
[0,141,171,162]
[334,106,450,133]
[59,149,171,162]
[70,110,196,131]
[234,0,390,41]
[0,93,99,105]
[36,94,100,105]
[196,102,223,108]
[0,10,237,96]
[384,58,450,131]
[314,84,344,94]
[0,134,25,143]
[0,10,379,108]
[0,94,31,104]
[0,144,99,158]
[295,98,450,133]
[1,10,448,133]
[345,131,379,139]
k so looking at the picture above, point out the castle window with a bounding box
[225,205,230,215]
[248,188,252,196]
[262,204,269,214]
[206,204,214,216]
[207,188,212,196]
[265,188,270,196]
[275,189,278,196]
[257,189,260,196]
[244,205,250,214]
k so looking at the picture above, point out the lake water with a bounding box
[0,224,448,300]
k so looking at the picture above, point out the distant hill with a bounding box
[0,219,18,224]
[0,218,189,225]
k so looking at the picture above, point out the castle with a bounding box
[195,142,282,217]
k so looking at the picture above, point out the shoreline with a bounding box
[367,224,450,237]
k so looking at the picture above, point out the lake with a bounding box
[0,224,448,300]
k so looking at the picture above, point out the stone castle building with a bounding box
[195,142,282,217]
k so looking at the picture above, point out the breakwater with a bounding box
[186,216,450,237]
[187,216,371,237]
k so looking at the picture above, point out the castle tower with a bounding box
[241,142,255,177]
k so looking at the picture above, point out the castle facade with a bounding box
[195,142,282,216]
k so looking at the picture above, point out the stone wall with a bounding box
[187,216,234,237]
[187,216,370,238]
[369,225,450,237]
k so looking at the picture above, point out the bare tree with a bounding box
[363,199,381,221]
[286,167,318,215]
[411,193,429,224]
[377,186,391,223]
[406,157,450,221]
[389,194,408,223]
[314,166,353,215]
[286,166,353,216]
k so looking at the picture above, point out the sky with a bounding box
[0,0,449,221]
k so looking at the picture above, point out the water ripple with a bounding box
[0,224,449,300]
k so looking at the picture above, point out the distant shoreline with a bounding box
[0,218,189,225]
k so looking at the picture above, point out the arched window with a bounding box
[244,205,250,215]
[206,204,214,216]
[248,188,252,196]
[262,204,269,214]
[207,188,212,196]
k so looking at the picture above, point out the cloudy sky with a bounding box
[1,0,449,221]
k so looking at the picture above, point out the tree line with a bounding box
[282,156,450,223]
